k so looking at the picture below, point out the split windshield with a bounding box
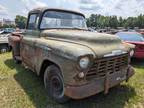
[40,10,87,29]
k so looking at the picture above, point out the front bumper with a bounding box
[64,65,134,99]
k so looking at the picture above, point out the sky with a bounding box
[0,0,144,20]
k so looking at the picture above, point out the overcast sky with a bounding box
[0,0,144,20]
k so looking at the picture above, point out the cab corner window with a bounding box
[27,14,39,30]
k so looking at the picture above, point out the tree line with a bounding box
[0,24,16,28]
[1,14,144,29]
[15,15,27,29]
[86,14,144,29]
[0,15,27,29]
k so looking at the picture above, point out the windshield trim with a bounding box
[39,10,87,30]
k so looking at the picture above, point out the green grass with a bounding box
[0,52,144,108]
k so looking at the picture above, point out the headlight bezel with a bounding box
[129,49,134,57]
[77,54,94,71]
[79,56,90,69]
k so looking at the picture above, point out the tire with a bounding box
[44,65,70,103]
[12,50,21,64]
[8,46,12,52]
[0,45,8,53]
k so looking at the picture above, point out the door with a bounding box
[21,13,40,71]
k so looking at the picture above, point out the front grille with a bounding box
[86,54,128,80]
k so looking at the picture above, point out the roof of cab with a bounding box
[29,7,85,18]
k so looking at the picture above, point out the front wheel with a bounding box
[44,65,70,103]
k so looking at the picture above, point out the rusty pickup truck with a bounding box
[8,8,135,103]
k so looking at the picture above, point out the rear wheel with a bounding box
[44,65,69,103]
[12,50,21,64]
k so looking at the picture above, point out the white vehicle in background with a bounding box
[0,28,15,53]
[88,28,98,32]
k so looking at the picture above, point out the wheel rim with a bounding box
[50,75,64,98]
[1,48,7,53]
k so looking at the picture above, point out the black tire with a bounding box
[44,65,70,103]
[8,46,12,52]
[12,50,21,64]
[0,45,8,53]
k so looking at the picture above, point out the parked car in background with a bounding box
[1,28,15,33]
[116,32,144,59]
[88,28,97,32]
[0,31,9,53]
[0,28,15,53]
[139,32,144,38]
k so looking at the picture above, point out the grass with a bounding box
[0,52,144,108]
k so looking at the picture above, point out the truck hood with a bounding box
[41,29,129,58]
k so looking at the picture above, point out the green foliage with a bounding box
[2,24,16,28]
[87,14,144,29]
[0,24,16,29]
[15,15,27,29]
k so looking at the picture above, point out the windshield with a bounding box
[116,32,144,42]
[40,11,87,29]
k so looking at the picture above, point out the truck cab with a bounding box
[8,8,135,103]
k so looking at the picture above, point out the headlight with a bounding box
[79,56,90,69]
[130,50,134,57]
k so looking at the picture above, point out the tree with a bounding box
[86,14,144,29]
[15,15,27,29]
[2,24,16,28]
[119,17,123,27]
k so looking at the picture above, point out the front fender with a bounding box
[35,38,95,84]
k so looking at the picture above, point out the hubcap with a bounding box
[50,75,64,98]
[1,48,7,53]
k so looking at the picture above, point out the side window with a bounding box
[27,14,39,30]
